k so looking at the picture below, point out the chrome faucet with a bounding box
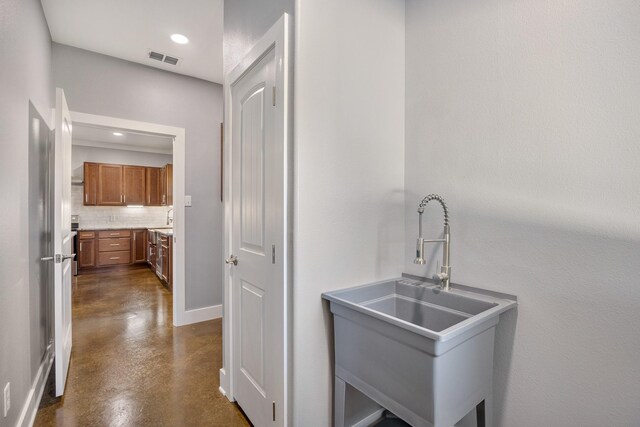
[414,194,451,291]
[166,208,174,226]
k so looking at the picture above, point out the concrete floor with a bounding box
[34,266,250,426]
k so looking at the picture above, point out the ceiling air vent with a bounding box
[147,50,181,66]
[148,51,164,61]
[163,55,179,65]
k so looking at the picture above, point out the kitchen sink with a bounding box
[323,277,516,427]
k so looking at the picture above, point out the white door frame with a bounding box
[68,111,189,326]
[220,13,293,425]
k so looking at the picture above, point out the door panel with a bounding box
[231,46,278,427]
[54,88,73,396]
[165,164,173,206]
[78,239,95,268]
[145,167,161,205]
[240,280,266,395]
[83,162,98,205]
[240,86,266,253]
[98,164,123,205]
[132,229,147,263]
[123,166,146,205]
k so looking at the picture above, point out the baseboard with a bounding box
[180,304,222,325]
[16,345,54,427]
[351,408,385,427]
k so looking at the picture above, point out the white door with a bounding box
[227,16,289,427]
[53,88,73,396]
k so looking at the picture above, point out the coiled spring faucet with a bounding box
[414,194,451,291]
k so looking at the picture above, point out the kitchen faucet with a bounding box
[414,194,451,291]
[167,208,173,226]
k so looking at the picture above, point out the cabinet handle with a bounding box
[85,193,88,203]
[122,194,124,203]
[110,243,119,246]
[109,257,120,260]
[80,242,83,250]
[110,233,119,236]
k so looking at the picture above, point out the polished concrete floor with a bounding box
[34,266,250,427]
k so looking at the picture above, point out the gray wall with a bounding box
[405,1,640,425]
[53,44,224,311]
[71,145,172,180]
[0,0,53,426]
[223,0,294,75]
[292,0,406,424]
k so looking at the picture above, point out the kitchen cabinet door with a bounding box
[132,229,147,263]
[145,167,162,206]
[160,164,173,206]
[123,166,146,205]
[98,164,123,205]
[160,166,167,205]
[83,163,99,205]
[78,239,96,268]
[165,164,173,206]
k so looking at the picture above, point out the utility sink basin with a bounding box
[323,277,517,427]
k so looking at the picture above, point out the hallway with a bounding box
[34,267,250,426]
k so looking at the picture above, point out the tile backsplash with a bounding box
[72,185,172,229]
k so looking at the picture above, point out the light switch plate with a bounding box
[185,195,192,207]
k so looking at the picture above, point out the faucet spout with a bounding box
[414,194,452,291]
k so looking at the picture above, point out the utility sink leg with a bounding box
[334,376,346,427]
[476,394,494,427]
[475,400,485,427]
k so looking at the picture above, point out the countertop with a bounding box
[77,226,172,231]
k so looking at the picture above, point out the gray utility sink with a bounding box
[323,277,516,427]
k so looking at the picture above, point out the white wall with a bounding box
[0,0,53,426]
[53,44,224,311]
[405,0,640,425]
[293,0,406,424]
[223,0,295,75]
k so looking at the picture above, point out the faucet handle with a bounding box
[433,260,449,284]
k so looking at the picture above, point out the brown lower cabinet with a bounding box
[78,229,170,288]
[98,250,130,266]
[78,229,148,271]
[132,229,147,263]
[78,237,96,268]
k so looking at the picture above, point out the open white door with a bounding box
[53,88,73,396]
[223,14,291,427]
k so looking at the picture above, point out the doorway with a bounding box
[68,111,188,326]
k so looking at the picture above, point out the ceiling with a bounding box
[73,123,173,155]
[41,0,224,83]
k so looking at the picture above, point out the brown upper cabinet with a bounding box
[161,163,173,206]
[97,164,124,205]
[84,162,172,207]
[83,163,99,205]
[145,167,162,206]
[123,166,146,205]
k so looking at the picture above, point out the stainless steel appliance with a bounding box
[156,242,163,277]
[147,230,162,277]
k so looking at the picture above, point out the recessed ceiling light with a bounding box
[171,34,189,44]
[113,132,123,136]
